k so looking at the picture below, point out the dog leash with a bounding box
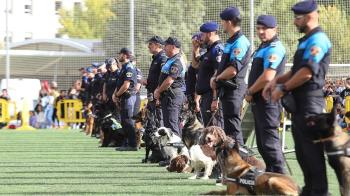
[206,110,219,127]
[326,147,350,156]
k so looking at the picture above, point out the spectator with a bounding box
[35,104,46,129]
[29,110,37,127]
[340,77,350,103]
[0,89,10,100]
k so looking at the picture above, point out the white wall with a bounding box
[0,0,85,43]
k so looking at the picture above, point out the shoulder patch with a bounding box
[170,66,179,74]
[268,54,278,63]
[126,72,133,77]
[233,48,241,57]
[310,46,321,56]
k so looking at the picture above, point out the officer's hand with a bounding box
[262,80,276,101]
[112,93,117,103]
[244,95,253,103]
[195,101,200,113]
[271,89,284,103]
[154,89,160,100]
[155,99,160,106]
[192,39,200,50]
[211,100,219,112]
[210,77,217,89]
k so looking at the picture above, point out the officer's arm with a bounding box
[275,71,292,84]
[115,81,131,97]
[157,77,174,93]
[283,68,312,91]
[216,66,237,80]
[248,69,277,94]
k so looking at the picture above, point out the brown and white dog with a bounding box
[306,107,350,196]
[205,140,299,195]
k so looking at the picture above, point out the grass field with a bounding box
[0,129,340,195]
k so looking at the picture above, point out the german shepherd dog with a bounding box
[305,106,350,196]
[205,139,299,195]
[84,102,94,136]
[133,108,166,163]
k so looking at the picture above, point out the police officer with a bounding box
[264,1,332,195]
[132,58,143,117]
[245,15,286,174]
[145,36,167,127]
[103,58,120,118]
[194,22,224,127]
[154,37,186,137]
[114,48,138,151]
[90,62,106,104]
[211,7,251,145]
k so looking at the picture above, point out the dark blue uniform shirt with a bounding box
[292,27,331,93]
[146,50,167,93]
[158,53,186,91]
[117,62,137,93]
[105,70,119,99]
[217,31,251,84]
[248,37,286,91]
[196,41,224,95]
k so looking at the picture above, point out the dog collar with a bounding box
[326,147,350,156]
[313,126,344,144]
[165,142,185,148]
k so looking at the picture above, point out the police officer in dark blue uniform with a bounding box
[154,37,186,137]
[211,7,251,145]
[114,48,138,151]
[194,22,224,127]
[145,36,167,127]
[265,1,332,195]
[245,15,286,174]
[102,58,120,121]
[131,57,143,117]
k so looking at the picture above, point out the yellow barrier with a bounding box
[325,96,334,113]
[57,99,85,123]
[0,98,9,123]
[345,96,350,124]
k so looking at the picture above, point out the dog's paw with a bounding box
[199,175,209,180]
[188,175,197,180]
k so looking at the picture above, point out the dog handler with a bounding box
[264,1,332,195]
[245,15,286,174]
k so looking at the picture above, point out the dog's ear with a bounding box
[158,128,167,136]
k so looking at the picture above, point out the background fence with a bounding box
[0,0,349,91]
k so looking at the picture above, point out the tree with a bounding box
[103,0,206,70]
[58,0,114,39]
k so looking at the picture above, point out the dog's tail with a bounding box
[200,190,227,195]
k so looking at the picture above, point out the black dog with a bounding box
[133,108,166,163]
[95,103,125,147]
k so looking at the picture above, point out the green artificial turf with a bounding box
[0,129,340,195]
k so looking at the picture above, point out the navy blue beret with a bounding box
[119,47,132,56]
[220,7,240,20]
[257,15,277,28]
[292,0,318,15]
[164,37,181,48]
[200,21,219,32]
[148,36,164,45]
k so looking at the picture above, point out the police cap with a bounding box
[164,37,181,48]
[220,6,240,21]
[147,36,164,45]
[292,0,318,15]
[257,15,277,28]
[200,21,219,33]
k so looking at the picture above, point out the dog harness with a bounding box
[224,167,263,194]
[326,140,350,157]
[165,142,186,154]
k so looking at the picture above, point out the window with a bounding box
[24,0,33,14]
[55,1,62,14]
[24,32,33,40]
